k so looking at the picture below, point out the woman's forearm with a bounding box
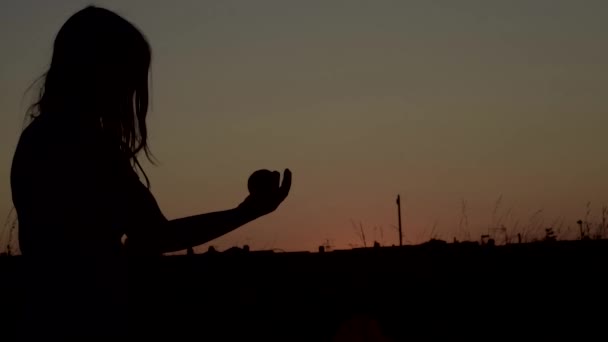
[126,206,260,255]
[160,206,259,253]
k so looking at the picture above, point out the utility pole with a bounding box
[397,195,403,246]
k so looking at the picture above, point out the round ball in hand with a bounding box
[247,169,276,195]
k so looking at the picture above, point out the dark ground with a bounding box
[1,239,607,340]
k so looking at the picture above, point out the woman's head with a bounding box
[32,6,152,161]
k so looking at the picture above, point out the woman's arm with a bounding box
[126,206,258,254]
[126,169,292,255]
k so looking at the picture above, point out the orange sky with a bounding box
[1,0,607,253]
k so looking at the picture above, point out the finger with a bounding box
[271,171,281,188]
[279,168,292,200]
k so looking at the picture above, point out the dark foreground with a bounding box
[2,239,607,340]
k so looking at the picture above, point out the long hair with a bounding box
[28,6,154,185]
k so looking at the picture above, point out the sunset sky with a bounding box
[1,0,607,253]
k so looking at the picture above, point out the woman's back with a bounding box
[11,114,146,256]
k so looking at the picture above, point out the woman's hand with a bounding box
[238,168,292,219]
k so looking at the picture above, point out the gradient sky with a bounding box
[1,0,607,253]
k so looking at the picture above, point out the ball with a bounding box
[247,169,275,195]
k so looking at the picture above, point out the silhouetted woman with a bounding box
[10,6,292,257]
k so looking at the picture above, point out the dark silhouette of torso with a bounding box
[11,113,165,256]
